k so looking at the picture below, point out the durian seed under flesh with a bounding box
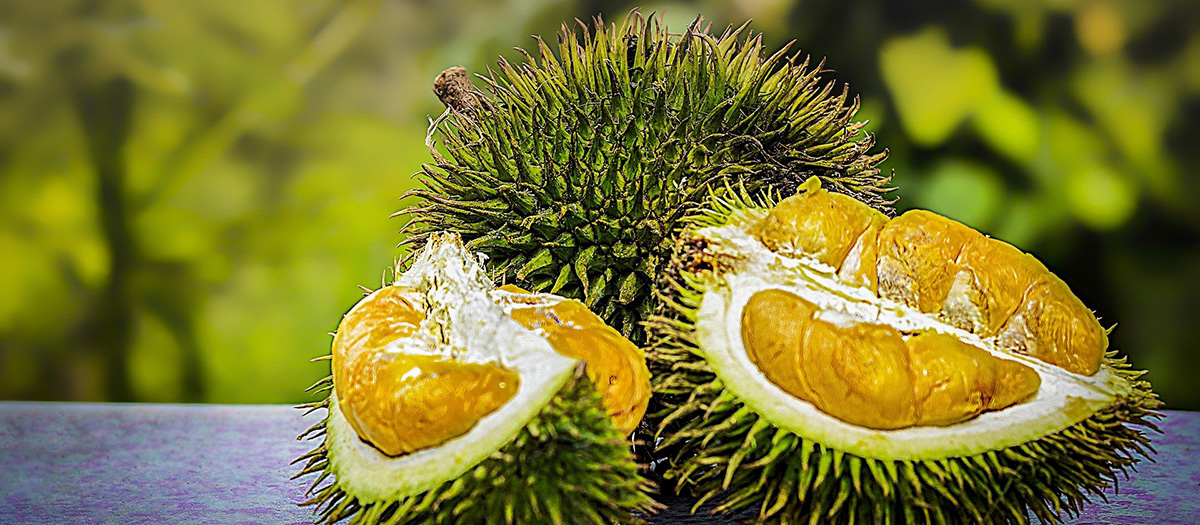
[755,177,1106,375]
[500,284,651,435]
[333,285,519,456]
[742,288,1041,430]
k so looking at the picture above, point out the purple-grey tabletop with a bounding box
[0,403,1196,524]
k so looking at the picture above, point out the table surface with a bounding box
[0,403,1196,525]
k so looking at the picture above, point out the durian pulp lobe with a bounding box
[742,289,1040,430]
[753,178,888,291]
[754,178,1105,375]
[500,284,651,435]
[332,285,519,457]
[341,355,519,457]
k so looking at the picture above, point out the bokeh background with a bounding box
[2,0,1197,409]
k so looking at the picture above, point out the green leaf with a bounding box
[972,89,1040,164]
[916,159,1005,232]
[1066,162,1138,230]
[880,28,998,147]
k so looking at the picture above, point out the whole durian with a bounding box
[645,178,1160,524]
[403,12,891,342]
[294,233,657,524]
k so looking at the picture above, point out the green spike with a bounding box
[516,248,554,280]
[549,264,573,294]
[574,246,598,295]
[616,272,640,305]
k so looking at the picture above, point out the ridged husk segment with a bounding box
[642,189,1162,525]
[402,12,891,342]
[294,366,657,525]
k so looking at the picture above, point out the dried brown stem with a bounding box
[432,66,481,114]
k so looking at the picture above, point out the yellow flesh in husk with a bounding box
[742,288,1040,430]
[676,178,1134,459]
[500,284,651,435]
[332,285,519,456]
[754,178,1105,376]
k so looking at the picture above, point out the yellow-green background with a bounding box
[2,0,1197,409]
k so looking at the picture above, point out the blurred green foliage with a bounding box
[1,0,1198,409]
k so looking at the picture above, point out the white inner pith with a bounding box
[327,234,578,502]
[693,214,1132,460]
[491,289,578,333]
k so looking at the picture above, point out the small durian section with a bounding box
[295,233,657,524]
[742,288,1040,430]
[494,284,652,435]
[325,233,579,501]
[752,176,1105,375]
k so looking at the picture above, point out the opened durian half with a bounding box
[647,178,1160,524]
[295,233,656,524]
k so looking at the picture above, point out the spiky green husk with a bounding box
[294,368,659,525]
[642,195,1162,524]
[402,12,891,342]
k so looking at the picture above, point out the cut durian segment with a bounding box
[742,288,1040,430]
[336,352,520,457]
[751,176,1105,375]
[496,284,652,435]
[325,235,578,502]
[297,233,657,525]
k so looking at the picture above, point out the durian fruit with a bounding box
[646,177,1160,524]
[403,12,891,341]
[294,233,657,524]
